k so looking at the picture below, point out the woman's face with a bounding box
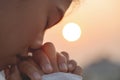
[0,0,72,69]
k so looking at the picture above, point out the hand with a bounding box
[4,42,82,80]
[32,42,82,75]
[17,42,82,80]
[4,58,43,80]
[4,65,22,80]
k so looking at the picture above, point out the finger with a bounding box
[33,49,53,74]
[6,65,22,80]
[42,42,59,72]
[72,66,83,76]
[57,53,68,72]
[61,51,69,61]
[4,66,10,79]
[18,59,43,80]
[68,60,77,72]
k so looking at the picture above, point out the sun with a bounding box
[62,23,81,42]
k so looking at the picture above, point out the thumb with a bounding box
[18,59,43,80]
[4,65,22,80]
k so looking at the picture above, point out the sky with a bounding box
[44,0,120,68]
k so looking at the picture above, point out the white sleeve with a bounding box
[0,71,5,80]
[0,71,82,80]
[42,72,82,80]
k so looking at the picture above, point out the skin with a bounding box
[0,0,82,79]
[5,42,82,80]
[0,0,72,69]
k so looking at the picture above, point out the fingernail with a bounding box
[60,63,67,71]
[33,72,41,79]
[42,64,53,73]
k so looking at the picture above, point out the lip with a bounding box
[28,47,41,53]
[16,54,28,62]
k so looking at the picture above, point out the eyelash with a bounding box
[44,17,49,30]
[44,7,64,31]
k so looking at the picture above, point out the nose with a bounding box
[30,33,44,49]
[30,39,43,49]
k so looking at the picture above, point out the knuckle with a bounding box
[69,60,77,65]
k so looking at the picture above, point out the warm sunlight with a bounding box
[62,23,81,42]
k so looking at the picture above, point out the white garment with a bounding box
[0,71,5,80]
[42,72,82,80]
[0,71,82,80]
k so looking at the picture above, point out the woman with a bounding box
[0,0,82,80]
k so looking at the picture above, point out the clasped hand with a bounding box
[4,42,82,80]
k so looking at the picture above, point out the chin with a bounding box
[0,56,20,71]
[0,65,9,71]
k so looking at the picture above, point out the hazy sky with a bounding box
[44,0,120,68]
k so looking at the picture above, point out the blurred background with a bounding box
[44,0,120,80]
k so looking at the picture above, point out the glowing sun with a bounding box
[62,23,81,42]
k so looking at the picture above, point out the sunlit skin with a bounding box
[0,0,72,69]
[4,43,82,80]
[0,0,82,80]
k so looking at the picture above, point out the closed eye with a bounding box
[44,7,64,30]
